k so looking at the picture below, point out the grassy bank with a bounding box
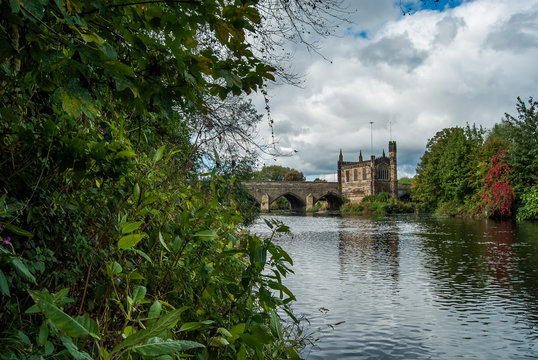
[340,192,415,216]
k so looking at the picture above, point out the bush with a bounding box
[340,193,415,215]
[517,185,538,221]
[435,201,463,217]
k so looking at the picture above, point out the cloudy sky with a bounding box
[250,0,538,181]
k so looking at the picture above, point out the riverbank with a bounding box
[250,213,538,359]
[338,192,416,216]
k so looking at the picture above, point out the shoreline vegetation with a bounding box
[0,0,352,358]
[339,192,415,216]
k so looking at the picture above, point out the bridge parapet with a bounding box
[243,181,341,212]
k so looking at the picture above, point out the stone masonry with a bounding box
[338,141,398,204]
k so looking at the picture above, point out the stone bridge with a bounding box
[243,181,343,212]
[243,181,412,212]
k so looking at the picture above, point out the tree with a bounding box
[253,165,292,181]
[502,97,538,193]
[503,97,538,220]
[480,150,515,217]
[1,0,350,357]
[283,169,306,181]
[412,125,484,212]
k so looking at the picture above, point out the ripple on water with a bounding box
[251,214,538,359]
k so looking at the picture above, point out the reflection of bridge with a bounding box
[243,181,343,212]
[244,181,412,212]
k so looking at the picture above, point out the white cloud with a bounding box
[252,0,538,180]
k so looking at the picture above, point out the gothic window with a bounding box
[362,168,367,180]
[345,170,350,183]
[354,169,358,181]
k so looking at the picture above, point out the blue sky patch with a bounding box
[400,0,469,14]
[346,27,368,39]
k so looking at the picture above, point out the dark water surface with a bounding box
[250,214,538,359]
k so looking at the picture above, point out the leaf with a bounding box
[130,249,153,263]
[178,322,203,332]
[44,341,54,356]
[11,259,36,283]
[237,345,247,360]
[131,337,204,356]
[121,221,144,234]
[158,232,170,252]
[263,218,273,229]
[269,311,282,340]
[217,327,232,338]
[133,183,141,203]
[229,323,245,343]
[0,269,10,296]
[29,291,100,339]
[256,247,267,268]
[118,233,146,249]
[267,281,295,300]
[194,230,218,240]
[25,304,40,314]
[111,307,188,355]
[116,150,137,158]
[38,321,49,346]
[208,336,229,347]
[148,301,162,326]
[18,330,31,345]
[153,145,165,163]
[2,222,33,237]
[112,262,122,275]
[60,336,94,360]
[132,285,146,305]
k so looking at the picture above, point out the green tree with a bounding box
[253,165,293,181]
[1,0,350,357]
[283,169,306,181]
[503,97,538,220]
[412,126,484,213]
[502,97,538,193]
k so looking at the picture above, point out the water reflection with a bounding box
[338,218,400,285]
[251,214,538,359]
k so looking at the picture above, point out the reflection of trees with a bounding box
[416,216,538,323]
[512,221,538,317]
[337,218,400,285]
[416,217,509,294]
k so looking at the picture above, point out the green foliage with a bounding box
[271,197,291,210]
[0,0,307,357]
[340,192,414,215]
[412,125,485,213]
[398,177,414,185]
[503,97,538,203]
[283,170,305,182]
[340,203,365,215]
[411,106,536,220]
[517,185,538,221]
[254,165,293,181]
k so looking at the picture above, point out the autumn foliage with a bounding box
[480,151,515,217]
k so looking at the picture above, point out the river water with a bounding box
[250,214,538,359]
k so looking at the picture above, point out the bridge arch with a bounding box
[316,191,344,210]
[243,181,341,213]
[272,192,306,210]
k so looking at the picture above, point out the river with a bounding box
[250,214,538,359]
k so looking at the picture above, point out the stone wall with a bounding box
[338,141,398,204]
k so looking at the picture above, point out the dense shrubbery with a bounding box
[340,193,415,216]
[0,0,337,357]
[411,97,537,220]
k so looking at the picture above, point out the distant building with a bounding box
[338,141,397,204]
